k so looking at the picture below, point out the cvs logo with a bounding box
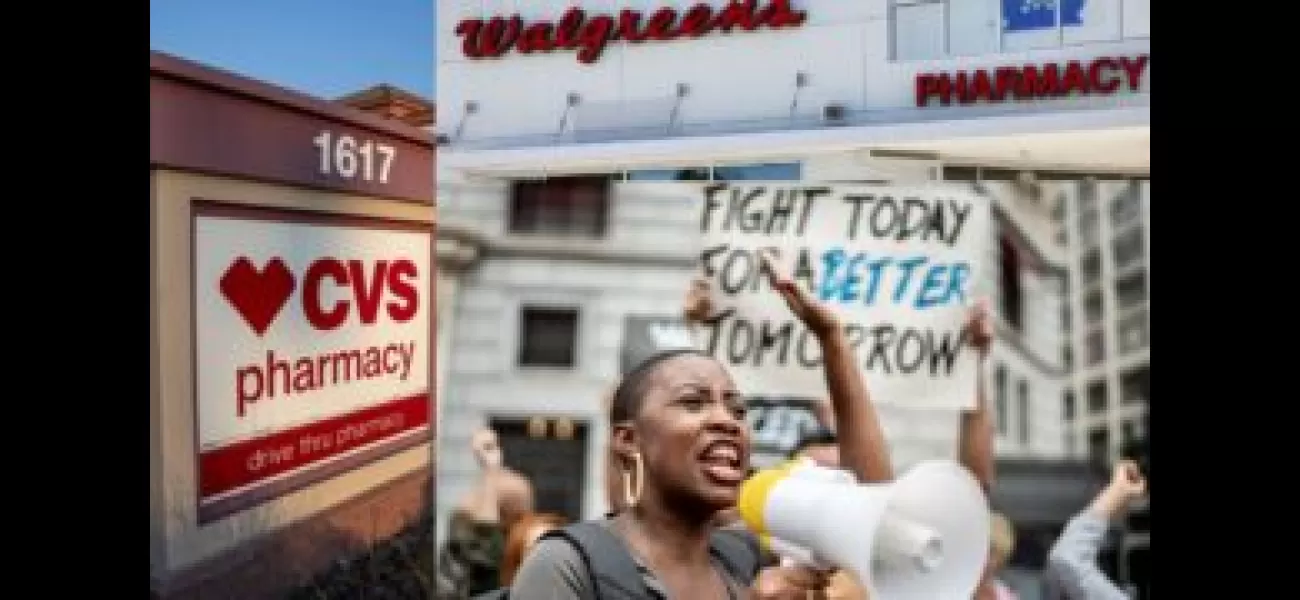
[219,256,420,337]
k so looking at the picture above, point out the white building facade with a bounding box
[1056,179,1150,465]
[435,0,1150,562]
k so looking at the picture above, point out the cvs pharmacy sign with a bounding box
[193,201,433,522]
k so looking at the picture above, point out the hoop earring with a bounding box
[621,452,645,508]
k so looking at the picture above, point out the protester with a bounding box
[1045,460,1146,600]
[945,300,1022,600]
[981,512,1019,600]
[499,512,570,587]
[599,385,628,516]
[436,428,536,599]
[509,249,890,599]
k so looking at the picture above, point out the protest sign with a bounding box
[695,183,990,410]
[746,395,832,468]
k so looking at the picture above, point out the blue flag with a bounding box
[1002,0,1085,32]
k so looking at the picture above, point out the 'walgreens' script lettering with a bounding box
[455,0,807,64]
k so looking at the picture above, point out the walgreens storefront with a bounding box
[434,3,1149,594]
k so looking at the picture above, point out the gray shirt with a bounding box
[1045,511,1134,600]
[509,519,747,600]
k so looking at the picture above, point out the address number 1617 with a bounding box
[312,130,397,184]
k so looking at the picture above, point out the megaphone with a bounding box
[756,458,852,571]
[738,459,991,600]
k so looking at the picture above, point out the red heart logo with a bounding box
[219,257,296,337]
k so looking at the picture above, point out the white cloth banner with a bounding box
[695,183,991,410]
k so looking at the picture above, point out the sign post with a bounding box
[150,51,435,599]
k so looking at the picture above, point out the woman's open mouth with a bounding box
[699,440,747,485]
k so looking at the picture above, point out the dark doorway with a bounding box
[1126,544,1150,600]
[490,416,590,523]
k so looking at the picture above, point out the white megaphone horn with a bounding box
[754,458,849,571]
[738,459,991,600]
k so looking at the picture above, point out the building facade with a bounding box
[1054,179,1150,466]
[1054,177,1150,598]
[435,1,1149,591]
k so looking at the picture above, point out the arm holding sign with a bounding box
[958,300,996,493]
[759,249,894,483]
[959,302,1015,600]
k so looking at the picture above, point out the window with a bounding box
[1085,328,1105,365]
[626,167,710,181]
[1061,304,1072,333]
[713,162,803,181]
[1001,0,1064,51]
[942,166,980,181]
[1121,420,1136,445]
[1115,271,1147,311]
[1084,290,1104,325]
[891,0,1139,61]
[518,307,580,368]
[1003,0,1125,51]
[509,176,610,237]
[1079,208,1100,248]
[994,365,1008,435]
[1062,345,1072,371]
[1063,390,1076,420]
[1113,228,1145,272]
[1110,181,1142,229]
[1078,178,1098,213]
[1088,427,1111,467]
[1123,0,1150,38]
[891,0,946,61]
[1086,380,1108,414]
[1052,193,1068,222]
[1121,366,1149,406]
[951,0,1001,56]
[999,237,1023,331]
[1017,379,1031,444]
[1080,250,1102,287]
[626,162,801,182]
[1118,309,1148,354]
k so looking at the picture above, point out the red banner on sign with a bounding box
[199,392,430,498]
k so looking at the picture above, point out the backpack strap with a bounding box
[541,522,655,600]
[708,528,762,585]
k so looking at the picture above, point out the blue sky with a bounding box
[150,0,434,101]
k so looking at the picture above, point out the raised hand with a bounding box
[1108,459,1147,500]
[757,247,841,337]
[470,427,503,471]
[967,298,994,362]
[683,275,714,323]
